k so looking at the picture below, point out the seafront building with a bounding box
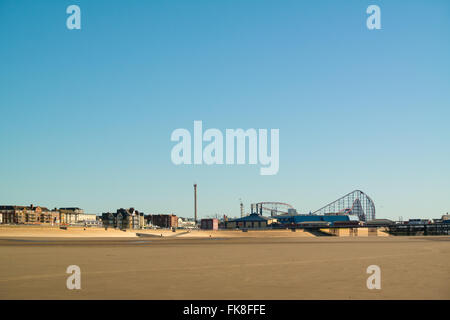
[178,217,196,229]
[77,213,99,225]
[59,207,84,224]
[146,214,178,229]
[200,218,219,230]
[102,208,144,230]
[274,214,355,226]
[224,213,277,229]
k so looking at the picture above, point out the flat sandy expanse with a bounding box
[0,227,448,300]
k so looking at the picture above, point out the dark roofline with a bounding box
[232,213,273,222]
[0,205,49,211]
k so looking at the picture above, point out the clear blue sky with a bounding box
[1,0,449,220]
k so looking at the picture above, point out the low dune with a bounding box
[0,225,393,239]
[0,226,316,239]
[0,226,137,238]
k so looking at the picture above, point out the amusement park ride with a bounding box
[251,190,376,222]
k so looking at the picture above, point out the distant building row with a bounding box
[0,204,180,230]
[0,205,97,225]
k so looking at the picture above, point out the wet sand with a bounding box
[0,230,449,299]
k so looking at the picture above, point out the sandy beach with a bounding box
[0,226,449,300]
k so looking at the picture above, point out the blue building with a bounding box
[224,213,277,229]
[275,214,351,227]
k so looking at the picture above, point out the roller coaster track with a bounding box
[254,202,294,216]
[312,190,375,221]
